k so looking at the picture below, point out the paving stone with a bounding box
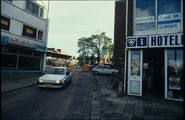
[112,98,121,103]
[174,111,183,120]
[144,115,155,120]
[111,112,122,118]
[92,104,99,108]
[91,115,100,119]
[172,106,182,112]
[104,109,114,114]
[91,110,100,115]
[114,109,124,114]
[155,115,167,120]
[102,113,111,119]
[166,115,179,120]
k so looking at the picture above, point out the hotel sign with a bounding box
[149,33,183,48]
[126,33,183,49]
[126,36,148,48]
[8,38,34,48]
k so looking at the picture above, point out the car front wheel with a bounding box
[62,82,66,89]
[94,71,98,75]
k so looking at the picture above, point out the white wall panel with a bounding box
[12,1,25,9]
[10,19,22,36]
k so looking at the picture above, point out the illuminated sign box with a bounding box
[126,33,183,49]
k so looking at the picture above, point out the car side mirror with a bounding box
[66,72,69,75]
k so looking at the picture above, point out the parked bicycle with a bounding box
[111,74,123,91]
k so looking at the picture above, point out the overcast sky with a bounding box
[47,1,115,58]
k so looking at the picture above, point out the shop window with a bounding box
[1,46,18,54]
[19,49,32,55]
[1,16,10,31]
[134,0,182,33]
[33,52,42,57]
[25,0,39,16]
[157,0,181,30]
[1,53,17,69]
[40,8,44,18]
[130,50,140,76]
[167,49,183,100]
[37,30,43,40]
[135,0,155,32]
[22,25,37,39]
[18,56,41,71]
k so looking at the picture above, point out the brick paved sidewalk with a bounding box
[85,74,184,120]
[1,74,42,94]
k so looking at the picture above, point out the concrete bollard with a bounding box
[118,81,123,96]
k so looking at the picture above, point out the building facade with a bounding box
[1,0,50,75]
[114,0,183,101]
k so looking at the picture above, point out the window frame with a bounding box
[1,15,11,31]
[133,0,183,36]
[25,0,45,18]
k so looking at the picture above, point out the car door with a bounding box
[96,66,103,73]
[102,65,110,74]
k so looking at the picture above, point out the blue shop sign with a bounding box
[34,44,46,51]
[1,36,8,43]
[158,23,180,30]
[158,13,180,20]
[135,16,154,23]
[126,36,147,48]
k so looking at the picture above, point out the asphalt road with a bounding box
[1,71,93,120]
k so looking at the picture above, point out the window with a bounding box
[130,50,140,76]
[25,0,39,16]
[40,8,44,18]
[18,56,41,71]
[25,0,44,18]
[104,66,110,69]
[1,46,18,54]
[157,0,181,30]
[134,0,182,33]
[1,54,17,69]
[37,30,43,40]
[6,0,12,3]
[135,0,155,31]
[167,49,183,100]
[1,16,10,31]
[22,25,37,39]
[97,66,102,69]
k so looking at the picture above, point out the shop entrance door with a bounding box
[143,49,164,98]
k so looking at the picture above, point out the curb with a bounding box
[1,83,36,94]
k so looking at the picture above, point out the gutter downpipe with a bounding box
[124,0,128,94]
[42,0,50,73]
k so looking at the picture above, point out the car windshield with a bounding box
[47,68,65,75]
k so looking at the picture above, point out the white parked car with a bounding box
[92,65,119,75]
[37,67,72,88]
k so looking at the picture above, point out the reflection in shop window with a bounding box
[157,0,181,20]
[135,0,155,31]
[136,22,155,31]
[18,56,41,71]
[167,49,183,100]
[1,54,17,70]
[130,50,140,76]
[158,20,181,30]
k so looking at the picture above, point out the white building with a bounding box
[1,0,50,75]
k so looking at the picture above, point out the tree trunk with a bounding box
[97,49,100,64]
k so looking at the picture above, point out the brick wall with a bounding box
[113,0,133,70]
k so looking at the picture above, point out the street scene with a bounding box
[1,0,184,120]
[1,67,183,120]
